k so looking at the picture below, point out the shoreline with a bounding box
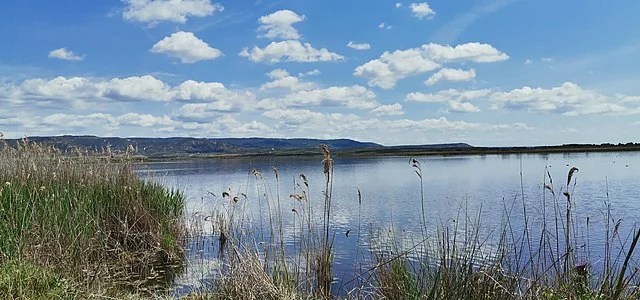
[137,144,640,161]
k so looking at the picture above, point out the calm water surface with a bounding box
[138,152,640,294]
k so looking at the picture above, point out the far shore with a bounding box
[137,143,640,161]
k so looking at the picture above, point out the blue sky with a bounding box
[1,0,639,146]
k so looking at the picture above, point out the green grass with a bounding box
[0,141,186,299]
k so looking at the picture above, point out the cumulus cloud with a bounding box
[406,89,491,103]
[491,82,600,114]
[0,76,254,110]
[259,85,378,110]
[17,77,101,101]
[29,111,269,137]
[616,94,640,104]
[355,42,507,89]
[258,10,305,40]
[406,89,490,113]
[173,103,236,122]
[371,103,403,116]
[239,40,343,63]
[354,48,440,89]
[347,41,371,50]
[425,68,476,86]
[298,69,321,77]
[118,113,179,128]
[490,82,632,116]
[448,101,481,113]
[173,80,254,105]
[423,42,509,63]
[395,3,403,8]
[105,75,172,101]
[122,0,223,25]
[262,108,522,137]
[48,48,84,61]
[41,113,118,131]
[378,22,392,29]
[151,31,222,63]
[260,69,315,91]
[410,2,435,19]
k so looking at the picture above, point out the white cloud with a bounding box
[378,22,392,29]
[354,48,440,89]
[406,88,489,113]
[372,103,404,116]
[118,113,178,127]
[355,42,507,89]
[347,41,371,50]
[48,48,84,61]
[218,115,273,134]
[41,113,118,131]
[262,109,522,138]
[423,42,509,63]
[1,76,253,110]
[173,103,236,122]
[395,3,403,8]
[260,69,315,91]
[266,69,290,79]
[173,80,254,105]
[425,68,476,86]
[616,94,640,104]
[405,82,640,116]
[122,0,223,25]
[410,2,435,19]
[239,40,343,63]
[298,69,321,77]
[259,85,378,110]
[406,89,491,103]
[448,101,480,113]
[541,57,554,62]
[524,59,533,65]
[105,75,172,101]
[151,31,222,63]
[18,77,101,101]
[490,82,631,116]
[258,10,305,40]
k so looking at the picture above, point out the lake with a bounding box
[138,151,640,295]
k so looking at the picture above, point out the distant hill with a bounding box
[4,135,638,158]
[3,135,384,157]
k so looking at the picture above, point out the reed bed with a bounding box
[0,140,186,299]
[186,146,640,300]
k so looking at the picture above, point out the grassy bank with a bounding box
[0,141,186,299]
[182,146,640,300]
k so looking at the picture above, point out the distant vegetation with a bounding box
[3,135,382,158]
[5,135,639,159]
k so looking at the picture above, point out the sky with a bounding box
[1,0,639,146]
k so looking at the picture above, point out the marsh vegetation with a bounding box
[2,141,640,299]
